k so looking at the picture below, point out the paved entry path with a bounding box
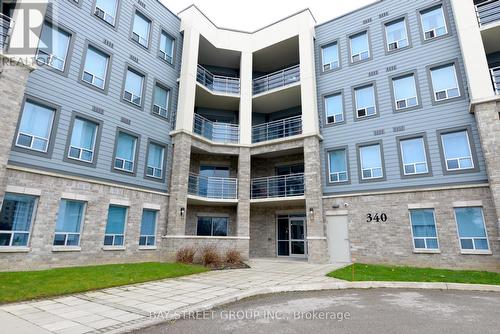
[0,259,343,334]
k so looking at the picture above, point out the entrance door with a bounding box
[277,215,307,258]
[327,215,351,263]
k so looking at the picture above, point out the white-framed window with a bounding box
[354,85,376,118]
[321,42,339,71]
[36,21,71,71]
[123,69,144,106]
[114,132,137,173]
[132,11,151,48]
[16,101,55,153]
[359,144,383,180]
[82,46,109,89]
[146,143,164,179]
[328,149,348,183]
[139,209,157,246]
[409,209,439,250]
[441,130,474,171]
[104,205,127,246]
[68,118,98,163]
[385,18,409,51]
[197,217,228,237]
[325,93,343,124]
[159,31,174,64]
[420,5,447,40]
[454,207,490,252]
[430,64,460,101]
[350,32,369,63]
[0,194,37,248]
[153,84,170,118]
[94,0,118,26]
[400,137,428,175]
[53,200,85,247]
[393,74,418,110]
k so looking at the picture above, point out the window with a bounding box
[82,46,109,89]
[36,21,71,71]
[139,209,157,246]
[328,149,348,183]
[114,132,137,173]
[146,143,164,179]
[393,74,418,110]
[325,93,343,124]
[123,69,145,106]
[441,130,474,171]
[322,42,339,71]
[16,101,55,153]
[132,11,151,48]
[68,118,98,163]
[94,0,118,26]
[455,207,489,251]
[409,209,439,250]
[153,84,170,118]
[359,144,383,180]
[159,31,174,64]
[350,32,369,63]
[104,205,127,246]
[400,137,428,175]
[354,85,376,118]
[197,217,228,237]
[430,64,460,101]
[53,200,85,247]
[0,194,37,247]
[385,18,409,51]
[420,5,447,40]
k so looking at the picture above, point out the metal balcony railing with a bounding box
[251,173,305,199]
[253,64,300,95]
[476,0,500,26]
[0,13,14,50]
[196,64,240,95]
[193,114,240,144]
[188,173,238,200]
[252,115,302,143]
[491,66,500,94]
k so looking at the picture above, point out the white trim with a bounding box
[109,198,131,207]
[61,192,91,202]
[138,246,157,250]
[161,235,250,240]
[143,203,162,210]
[0,247,30,253]
[102,246,126,251]
[408,203,437,209]
[453,200,483,208]
[413,249,441,254]
[5,185,42,196]
[325,210,349,216]
[307,236,327,240]
[52,246,81,252]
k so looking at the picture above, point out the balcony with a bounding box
[253,65,300,95]
[252,115,302,144]
[476,0,500,27]
[492,66,500,94]
[251,173,305,199]
[0,13,14,50]
[193,114,239,144]
[196,65,240,95]
[188,173,238,200]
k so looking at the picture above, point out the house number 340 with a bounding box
[366,213,388,223]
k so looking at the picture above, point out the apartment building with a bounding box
[0,0,498,271]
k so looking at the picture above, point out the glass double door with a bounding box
[277,215,307,258]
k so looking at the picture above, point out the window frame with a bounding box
[408,208,440,253]
[352,82,379,121]
[63,112,103,168]
[326,146,350,185]
[320,40,341,73]
[418,3,450,43]
[396,133,432,179]
[158,28,176,66]
[453,206,491,254]
[92,0,120,28]
[78,40,113,94]
[347,29,372,65]
[144,139,167,182]
[323,90,345,126]
[151,79,172,121]
[103,205,128,248]
[121,64,147,109]
[383,16,411,54]
[356,141,386,183]
[427,61,463,104]
[111,128,141,176]
[437,126,479,175]
[35,19,75,76]
[53,199,86,248]
[390,71,421,112]
[0,193,38,250]
[130,8,153,50]
[139,209,158,248]
[196,216,229,237]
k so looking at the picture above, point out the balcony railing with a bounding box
[0,13,14,50]
[196,64,240,95]
[251,173,305,199]
[476,0,500,26]
[253,64,300,95]
[193,114,240,144]
[252,115,302,143]
[491,66,500,94]
[188,173,238,200]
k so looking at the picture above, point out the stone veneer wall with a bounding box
[161,237,249,262]
[0,168,169,271]
[185,204,237,236]
[323,185,500,271]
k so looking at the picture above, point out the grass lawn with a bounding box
[0,262,208,304]
[328,263,500,285]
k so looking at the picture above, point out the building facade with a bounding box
[0,0,498,271]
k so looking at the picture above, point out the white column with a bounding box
[239,51,253,145]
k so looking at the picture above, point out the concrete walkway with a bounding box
[0,259,342,334]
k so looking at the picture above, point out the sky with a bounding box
[160,0,379,31]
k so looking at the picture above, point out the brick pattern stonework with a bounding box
[185,204,237,236]
[161,237,249,262]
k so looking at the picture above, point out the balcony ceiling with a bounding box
[198,35,241,69]
[195,84,240,110]
[252,84,301,113]
[253,36,300,73]
[481,25,500,54]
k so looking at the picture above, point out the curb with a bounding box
[111,280,500,333]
